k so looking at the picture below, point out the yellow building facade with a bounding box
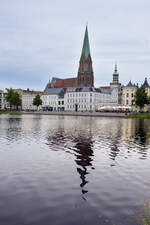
[122,81,138,106]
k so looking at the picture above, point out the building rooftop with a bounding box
[142,77,149,88]
[126,81,138,88]
[100,86,111,90]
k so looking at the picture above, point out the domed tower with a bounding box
[77,26,94,87]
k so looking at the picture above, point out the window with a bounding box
[131,93,134,98]
[126,99,128,105]
[126,93,129,97]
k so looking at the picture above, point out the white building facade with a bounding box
[22,92,42,110]
[41,87,118,112]
[0,90,5,110]
[41,88,65,111]
[98,88,118,107]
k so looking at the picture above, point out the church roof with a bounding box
[100,86,111,90]
[81,25,91,60]
[51,77,78,88]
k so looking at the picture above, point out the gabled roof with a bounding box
[44,88,64,95]
[50,77,78,88]
[126,81,137,88]
[100,86,111,90]
[81,25,91,60]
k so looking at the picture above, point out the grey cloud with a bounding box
[0,0,150,90]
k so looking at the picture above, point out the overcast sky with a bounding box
[0,0,150,91]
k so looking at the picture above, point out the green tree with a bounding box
[135,86,148,110]
[5,88,22,110]
[12,92,22,110]
[33,94,42,110]
[5,88,15,110]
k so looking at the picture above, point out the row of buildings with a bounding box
[0,26,150,112]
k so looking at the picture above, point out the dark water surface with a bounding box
[0,115,150,225]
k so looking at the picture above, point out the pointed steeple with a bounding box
[143,77,149,87]
[77,25,94,87]
[113,63,119,75]
[81,25,91,60]
[112,63,119,84]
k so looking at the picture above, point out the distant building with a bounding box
[100,64,122,105]
[42,26,120,111]
[42,88,65,111]
[44,25,94,90]
[122,81,138,106]
[77,26,94,87]
[45,77,78,90]
[22,89,43,110]
[0,90,5,109]
[65,87,118,112]
[65,87,97,112]
[110,64,121,88]
[41,86,118,112]
[98,88,118,107]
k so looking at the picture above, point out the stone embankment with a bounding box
[22,111,129,118]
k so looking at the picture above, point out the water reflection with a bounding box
[1,115,150,225]
[46,124,94,196]
[73,135,94,196]
[109,128,122,163]
[134,119,146,145]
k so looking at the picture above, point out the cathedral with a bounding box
[45,25,94,90]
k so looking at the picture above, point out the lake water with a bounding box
[0,114,150,225]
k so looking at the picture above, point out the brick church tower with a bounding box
[77,26,94,87]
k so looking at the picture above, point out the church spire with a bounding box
[114,63,118,73]
[112,63,119,84]
[77,25,94,87]
[81,25,91,60]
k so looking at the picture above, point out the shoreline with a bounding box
[2,110,150,118]
[21,111,129,118]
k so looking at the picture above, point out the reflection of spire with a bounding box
[45,125,95,197]
[73,136,94,196]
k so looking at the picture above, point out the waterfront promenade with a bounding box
[22,111,128,118]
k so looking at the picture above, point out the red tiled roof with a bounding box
[100,86,110,90]
[45,77,78,89]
